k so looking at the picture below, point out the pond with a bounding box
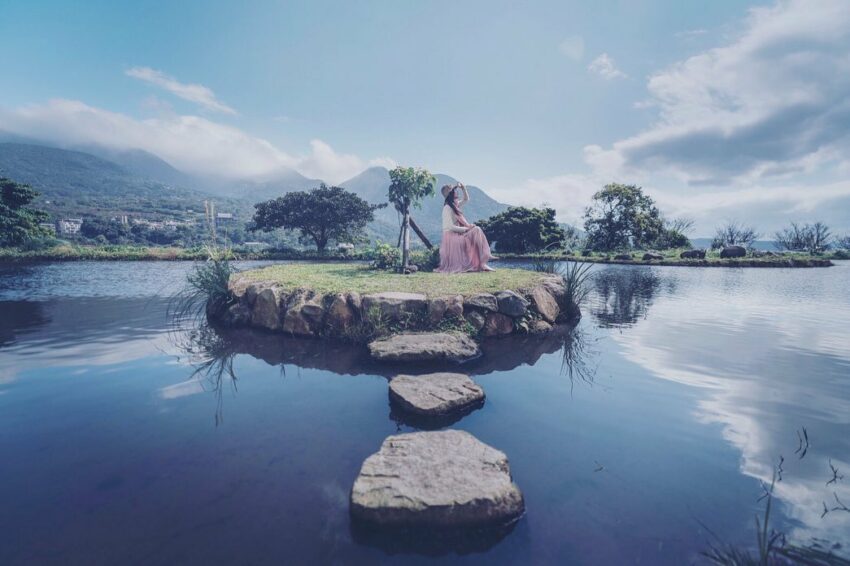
[1,260,848,565]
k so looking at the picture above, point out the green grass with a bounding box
[237,262,550,297]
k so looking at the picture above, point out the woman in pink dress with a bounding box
[435,182,496,273]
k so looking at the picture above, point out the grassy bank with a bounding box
[237,262,548,296]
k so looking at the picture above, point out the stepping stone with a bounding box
[368,332,480,363]
[350,430,524,528]
[389,373,485,417]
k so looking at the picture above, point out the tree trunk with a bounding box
[401,208,410,271]
[409,216,433,249]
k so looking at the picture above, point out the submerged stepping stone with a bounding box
[368,332,481,363]
[350,430,524,528]
[389,373,485,416]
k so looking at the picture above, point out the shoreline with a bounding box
[0,246,839,267]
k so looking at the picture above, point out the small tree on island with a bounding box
[0,177,50,247]
[583,183,665,251]
[250,184,383,254]
[711,221,760,249]
[477,206,566,253]
[387,166,436,270]
[774,221,832,254]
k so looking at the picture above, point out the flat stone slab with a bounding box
[350,430,525,528]
[368,332,481,363]
[389,373,485,416]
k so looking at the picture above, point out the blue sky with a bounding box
[1,0,849,235]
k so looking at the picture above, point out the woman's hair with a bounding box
[444,187,461,217]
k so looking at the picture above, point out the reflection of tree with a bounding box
[0,300,50,347]
[589,268,663,328]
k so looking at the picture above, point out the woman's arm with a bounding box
[457,182,470,207]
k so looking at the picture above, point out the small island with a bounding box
[213,262,577,342]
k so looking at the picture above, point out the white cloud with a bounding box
[126,67,237,115]
[0,99,391,183]
[587,0,850,186]
[674,28,708,39]
[587,53,627,79]
[558,36,585,61]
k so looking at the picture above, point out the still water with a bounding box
[0,261,848,565]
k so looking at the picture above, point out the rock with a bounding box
[464,311,486,332]
[347,292,362,312]
[465,293,498,312]
[244,284,262,306]
[581,249,592,257]
[427,297,448,325]
[282,292,324,336]
[529,286,560,323]
[327,293,356,333]
[495,290,528,318]
[406,264,419,273]
[446,295,463,318]
[350,430,524,528]
[642,252,664,261]
[389,373,484,416]
[680,249,706,259]
[529,319,553,334]
[614,253,633,261]
[221,303,251,326]
[362,292,427,321]
[251,287,283,330]
[368,332,481,363]
[482,313,514,337]
[541,275,567,305]
[720,245,747,258]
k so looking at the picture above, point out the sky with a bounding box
[1,0,849,236]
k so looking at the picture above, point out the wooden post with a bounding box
[409,217,433,249]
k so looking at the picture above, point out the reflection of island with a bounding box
[350,518,519,556]
[589,267,663,328]
[173,320,590,425]
[189,321,581,379]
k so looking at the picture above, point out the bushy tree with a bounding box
[0,177,50,247]
[387,166,436,269]
[774,222,832,254]
[250,184,382,253]
[837,234,850,250]
[711,221,760,249]
[82,218,131,243]
[583,183,664,251]
[477,206,566,253]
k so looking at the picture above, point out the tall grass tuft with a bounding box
[169,245,236,326]
[561,260,594,311]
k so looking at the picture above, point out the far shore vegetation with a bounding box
[2,175,849,266]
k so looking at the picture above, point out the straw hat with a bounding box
[440,184,455,199]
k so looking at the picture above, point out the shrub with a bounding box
[711,221,760,249]
[368,241,402,270]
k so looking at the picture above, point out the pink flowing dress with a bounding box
[435,207,493,273]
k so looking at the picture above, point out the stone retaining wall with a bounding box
[211,274,579,340]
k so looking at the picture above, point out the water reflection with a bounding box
[589,266,665,328]
[169,320,592,426]
[350,520,520,556]
[0,301,49,347]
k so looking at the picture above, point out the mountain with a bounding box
[341,167,510,242]
[79,145,198,189]
[0,142,240,220]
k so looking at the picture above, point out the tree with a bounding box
[0,177,50,247]
[774,221,832,254]
[476,206,566,253]
[250,184,382,253]
[837,234,850,250]
[387,166,436,270]
[711,221,760,249]
[82,218,131,244]
[583,183,664,251]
